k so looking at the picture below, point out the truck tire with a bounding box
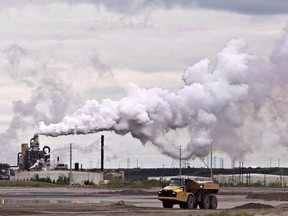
[179,195,194,209]
[186,195,194,209]
[199,194,210,209]
[209,195,218,209]
[162,201,173,208]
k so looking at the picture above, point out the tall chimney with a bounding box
[101,135,104,172]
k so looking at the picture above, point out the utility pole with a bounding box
[69,143,73,186]
[210,144,213,179]
[270,157,272,167]
[179,146,182,176]
[127,158,130,169]
[241,161,244,185]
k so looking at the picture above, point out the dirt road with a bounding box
[0,187,288,215]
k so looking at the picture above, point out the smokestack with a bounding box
[75,163,79,171]
[101,135,104,172]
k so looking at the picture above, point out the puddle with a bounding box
[0,198,99,204]
[0,195,161,207]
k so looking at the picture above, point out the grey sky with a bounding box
[68,0,288,15]
[0,1,288,169]
[3,0,288,15]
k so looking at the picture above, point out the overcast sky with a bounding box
[1,0,288,169]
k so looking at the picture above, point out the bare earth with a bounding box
[1,187,288,215]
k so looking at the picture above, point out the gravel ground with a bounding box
[0,187,288,215]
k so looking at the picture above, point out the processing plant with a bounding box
[17,134,51,171]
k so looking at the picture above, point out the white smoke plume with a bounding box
[38,33,288,161]
[38,38,255,160]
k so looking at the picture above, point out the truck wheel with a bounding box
[162,201,173,208]
[186,195,194,209]
[209,195,218,209]
[199,194,210,209]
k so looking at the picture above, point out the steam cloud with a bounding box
[0,44,74,163]
[0,77,72,162]
[38,35,288,160]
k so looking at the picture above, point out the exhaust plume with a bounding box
[0,43,73,163]
[38,38,258,160]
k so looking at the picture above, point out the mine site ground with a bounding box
[1,187,288,215]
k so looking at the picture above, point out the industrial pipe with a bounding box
[10,152,22,168]
[43,146,50,154]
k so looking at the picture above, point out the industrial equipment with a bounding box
[158,177,219,209]
[0,164,10,180]
[17,134,51,171]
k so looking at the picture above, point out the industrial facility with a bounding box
[2,134,287,188]
[3,134,105,185]
[17,134,51,171]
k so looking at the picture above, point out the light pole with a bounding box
[179,146,182,176]
[210,143,213,179]
[69,143,73,186]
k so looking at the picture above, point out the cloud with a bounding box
[67,0,288,15]
[2,0,288,16]
[0,0,287,168]
[0,77,74,162]
[191,0,288,15]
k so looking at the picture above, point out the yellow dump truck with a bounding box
[158,177,219,209]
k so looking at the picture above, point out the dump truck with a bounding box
[158,177,219,209]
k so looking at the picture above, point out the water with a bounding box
[0,195,159,206]
[0,198,98,204]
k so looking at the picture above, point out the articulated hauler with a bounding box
[158,177,219,209]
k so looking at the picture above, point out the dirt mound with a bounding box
[112,200,126,206]
[233,202,275,209]
[120,189,156,195]
[99,189,156,196]
[247,192,288,201]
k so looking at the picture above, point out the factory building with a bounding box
[11,170,103,185]
[10,134,104,185]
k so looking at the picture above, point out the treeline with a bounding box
[104,167,288,181]
[29,174,95,186]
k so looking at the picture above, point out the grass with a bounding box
[101,179,162,188]
[0,180,61,187]
[0,179,157,188]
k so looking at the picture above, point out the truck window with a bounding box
[169,178,184,186]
